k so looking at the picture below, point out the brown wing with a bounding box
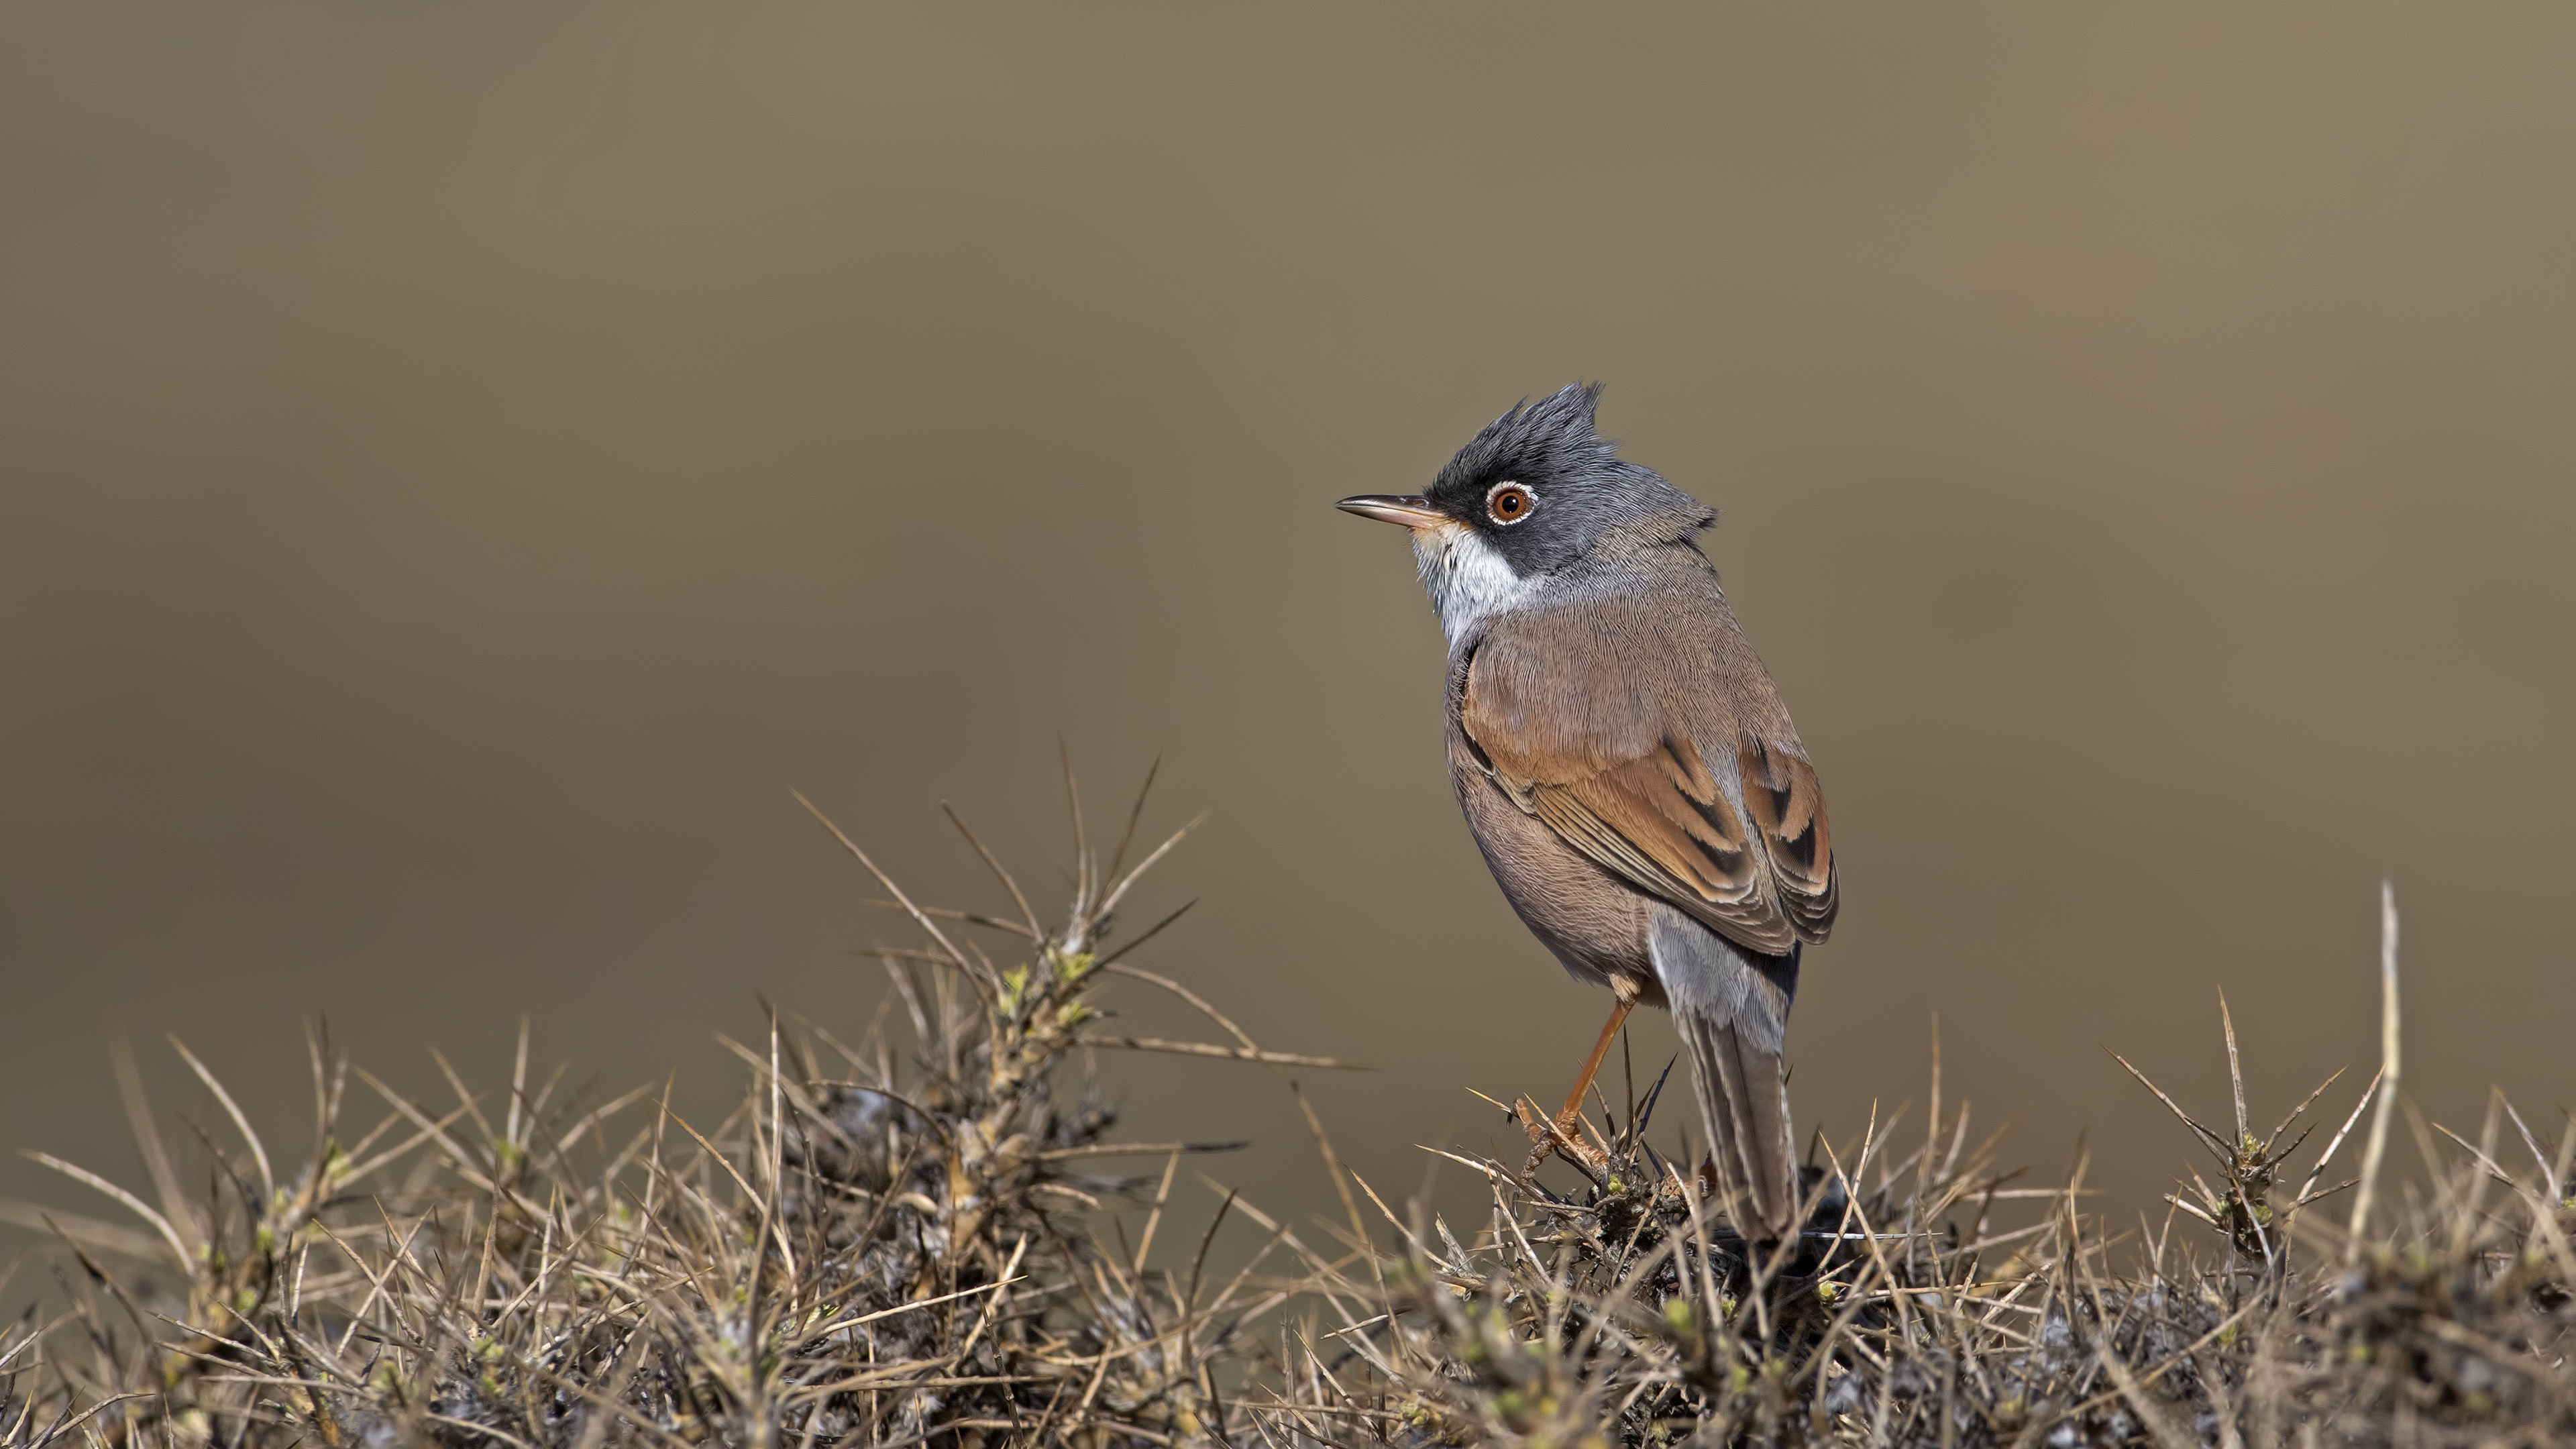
[1735,737,1837,942]
[1460,623,1836,956]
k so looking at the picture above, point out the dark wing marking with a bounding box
[1737,739,1837,943]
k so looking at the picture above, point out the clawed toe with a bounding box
[1512,1094,1607,1180]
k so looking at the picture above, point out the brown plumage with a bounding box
[1341,383,1835,1240]
[1459,574,1835,957]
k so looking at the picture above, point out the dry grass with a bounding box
[2,771,2567,1448]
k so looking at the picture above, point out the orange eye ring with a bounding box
[1485,482,1536,525]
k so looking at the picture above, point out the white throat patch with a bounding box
[1411,522,1534,649]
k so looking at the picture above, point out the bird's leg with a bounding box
[1555,987,1638,1140]
[1518,979,1640,1180]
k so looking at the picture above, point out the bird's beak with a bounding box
[1335,494,1446,529]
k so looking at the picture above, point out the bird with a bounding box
[1338,382,1836,1240]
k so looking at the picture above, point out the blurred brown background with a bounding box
[5,5,2571,1258]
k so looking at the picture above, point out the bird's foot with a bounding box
[1512,1095,1607,1182]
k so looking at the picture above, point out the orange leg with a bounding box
[1554,996,1636,1137]
[1519,982,1640,1179]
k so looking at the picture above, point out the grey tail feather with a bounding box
[1678,1007,1797,1239]
[1648,907,1801,1240]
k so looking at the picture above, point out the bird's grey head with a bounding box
[1338,382,1713,648]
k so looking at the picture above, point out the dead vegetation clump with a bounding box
[1260,888,2574,1448]
[1299,1011,2572,1448]
[1,777,2568,1448]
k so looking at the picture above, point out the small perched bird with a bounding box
[1339,383,1836,1240]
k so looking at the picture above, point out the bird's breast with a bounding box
[1446,727,1656,991]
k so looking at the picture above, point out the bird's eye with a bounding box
[1485,483,1535,525]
